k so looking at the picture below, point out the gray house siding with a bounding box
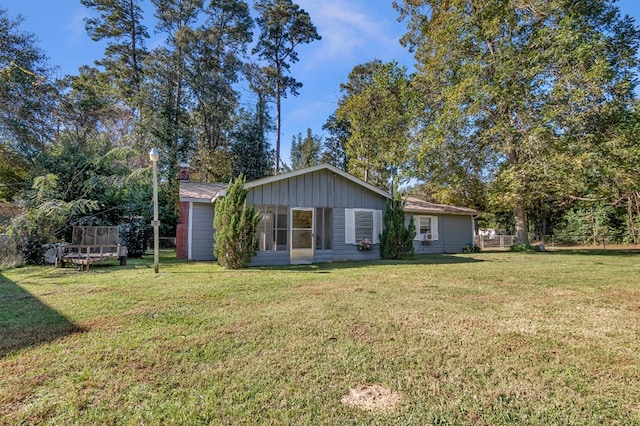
[442,215,474,253]
[245,169,385,209]
[410,214,473,254]
[191,203,215,261]
[248,251,290,267]
[246,169,387,266]
[329,207,382,262]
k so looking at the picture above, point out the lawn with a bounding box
[1,250,639,424]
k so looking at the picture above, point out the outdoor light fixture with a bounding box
[149,148,160,273]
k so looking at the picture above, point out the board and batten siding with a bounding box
[329,208,382,262]
[245,169,385,209]
[442,215,475,253]
[186,167,474,263]
[410,214,474,254]
[247,169,388,265]
[190,203,215,261]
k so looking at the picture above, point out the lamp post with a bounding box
[149,148,160,273]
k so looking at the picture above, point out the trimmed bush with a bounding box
[213,176,260,269]
[380,198,415,260]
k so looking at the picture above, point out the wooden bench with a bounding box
[56,244,128,271]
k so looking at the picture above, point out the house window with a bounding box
[414,216,439,241]
[345,209,383,244]
[315,208,332,250]
[255,205,288,251]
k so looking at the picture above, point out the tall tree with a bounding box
[320,113,349,170]
[290,128,320,170]
[231,62,275,180]
[56,66,134,147]
[81,0,149,104]
[336,60,413,191]
[231,105,273,181]
[186,0,254,181]
[138,0,203,222]
[395,0,640,244]
[585,99,640,243]
[252,0,320,174]
[0,8,57,199]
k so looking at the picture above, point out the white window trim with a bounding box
[345,208,383,244]
[414,215,439,241]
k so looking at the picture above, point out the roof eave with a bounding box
[405,209,479,216]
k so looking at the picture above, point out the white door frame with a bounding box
[290,207,315,264]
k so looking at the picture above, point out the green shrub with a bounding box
[0,234,22,269]
[510,243,541,252]
[213,175,260,269]
[380,198,415,260]
[463,242,481,253]
[119,220,150,258]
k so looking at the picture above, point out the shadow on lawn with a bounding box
[548,247,640,256]
[254,254,485,272]
[0,272,83,358]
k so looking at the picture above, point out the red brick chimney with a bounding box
[179,163,190,182]
[176,162,190,259]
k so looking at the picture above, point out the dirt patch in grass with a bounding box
[340,384,402,413]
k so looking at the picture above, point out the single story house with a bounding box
[177,163,478,266]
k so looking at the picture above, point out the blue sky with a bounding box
[4,0,640,163]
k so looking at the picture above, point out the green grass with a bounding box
[1,250,639,424]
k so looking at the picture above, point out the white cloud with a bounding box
[63,7,90,45]
[297,0,407,64]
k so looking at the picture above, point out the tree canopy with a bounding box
[2,0,640,262]
[253,0,321,174]
[394,0,640,243]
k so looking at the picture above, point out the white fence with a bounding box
[475,235,517,250]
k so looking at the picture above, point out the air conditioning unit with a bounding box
[420,233,432,242]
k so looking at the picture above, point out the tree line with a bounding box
[0,0,321,263]
[2,0,640,266]
[327,0,640,246]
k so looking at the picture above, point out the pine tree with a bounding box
[81,0,149,104]
[213,175,260,268]
[290,128,321,170]
[253,0,321,174]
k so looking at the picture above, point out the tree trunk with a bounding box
[274,62,282,175]
[275,90,281,175]
[127,0,140,96]
[507,142,529,245]
[514,203,529,244]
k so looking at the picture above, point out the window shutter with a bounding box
[431,216,439,240]
[413,216,421,240]
[345,209,355,244]
[373,210,383,244]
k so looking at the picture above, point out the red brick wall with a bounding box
[176,202,188,258]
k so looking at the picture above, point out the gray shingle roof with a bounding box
[179,182,227,202]
[404,197,478,216]
[177,164,478,217]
